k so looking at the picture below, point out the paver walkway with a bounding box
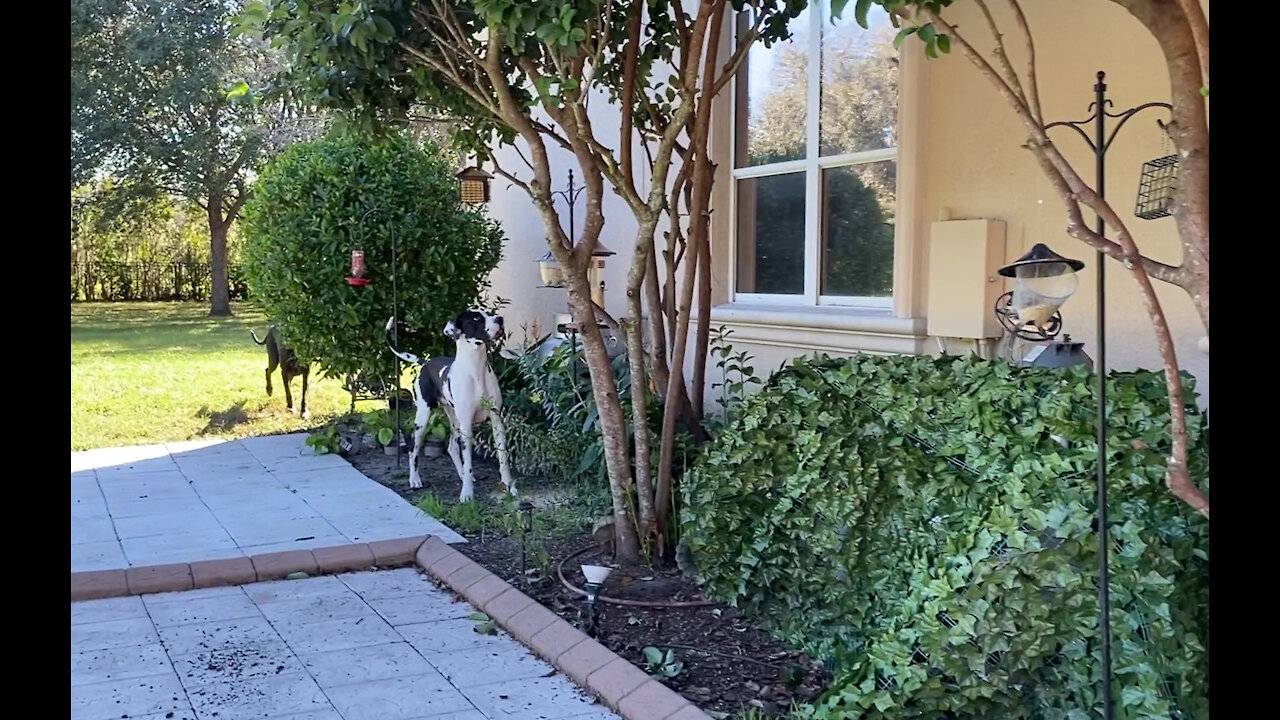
[71,434,464,572]
[71,569,621,720]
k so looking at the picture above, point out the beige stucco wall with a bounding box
[481,0,1209,411]
[706,0,1209,408]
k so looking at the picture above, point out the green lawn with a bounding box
[71,302,359,450]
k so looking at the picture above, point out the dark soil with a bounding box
[344,443,828,718]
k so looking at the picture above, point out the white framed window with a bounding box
[731,1,900,309]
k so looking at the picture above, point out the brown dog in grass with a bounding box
[250,326,310,418]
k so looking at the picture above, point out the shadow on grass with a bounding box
[196,401,252,435]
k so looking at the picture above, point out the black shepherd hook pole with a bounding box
[1043,71,1170,720]
[362,207,405,468]
[550,169,585,377]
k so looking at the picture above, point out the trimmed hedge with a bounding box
[241,131,503,380]
[681,354,1208,719]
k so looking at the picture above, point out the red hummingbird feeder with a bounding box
[347,249,370,286]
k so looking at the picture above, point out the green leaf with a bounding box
[893,26,918,50]
[377,427,394,446]
[936,34,951,54]
[467,612,490,621]
[853,0,874,29]
[473,621,497,635]
[643,646,664,666]
[226,82,250,100]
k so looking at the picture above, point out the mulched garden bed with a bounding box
[344,444,828,718]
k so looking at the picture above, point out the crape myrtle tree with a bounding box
[244,0,808,563]
[72,0,319,316]
[846,0,1209,518]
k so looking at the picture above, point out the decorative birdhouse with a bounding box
[457,166,492,205]
[588,241,615,308]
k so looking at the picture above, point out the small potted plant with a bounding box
[422,414,450,458]
[361,410,401,455]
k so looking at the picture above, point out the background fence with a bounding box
[70,261,250,302]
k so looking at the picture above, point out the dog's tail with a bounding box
[250,329,268,345]
[385,316,422,364]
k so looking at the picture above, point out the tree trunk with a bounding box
[567,275,642,563]
[626,217,661,548]
[207,197,232,317]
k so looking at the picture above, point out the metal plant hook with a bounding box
[1040,70,1172,720]
[549,169,585,250]
[360,206,413,468]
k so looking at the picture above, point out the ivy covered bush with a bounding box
[681,354,1208,719]
[241,131,504,379]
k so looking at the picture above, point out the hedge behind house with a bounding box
[681,354,1209,720]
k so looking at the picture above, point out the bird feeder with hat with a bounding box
[993,243,1084,342]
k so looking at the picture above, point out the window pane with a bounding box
[735,8,811,167]
[820,6,898,156]
[821,162,895,297]
[736,172,806,295]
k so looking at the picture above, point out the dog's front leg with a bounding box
[455,417,476,502]
[488,412,518,497]
[408,403,431,489]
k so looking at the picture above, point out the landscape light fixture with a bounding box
[580,564,612,638]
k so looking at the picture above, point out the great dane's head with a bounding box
[444,309,504,345]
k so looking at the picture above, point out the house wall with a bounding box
[481,0,1209,410]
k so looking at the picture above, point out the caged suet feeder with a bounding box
[1134,154,1179,220]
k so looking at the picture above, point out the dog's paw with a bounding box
[300,410,310,419]
[286,406,297,414]
[409,478,423,489]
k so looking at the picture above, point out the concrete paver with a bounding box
[70,568,620,720]
[71,433,464,572]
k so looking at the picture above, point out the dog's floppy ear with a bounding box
[443,321,461,340]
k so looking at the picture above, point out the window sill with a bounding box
[708,303,929,356]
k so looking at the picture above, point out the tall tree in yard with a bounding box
[71,0,310,316]
[851,0,1209,517]
[246,0,806,563]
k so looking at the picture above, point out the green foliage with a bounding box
[710,327,763,420]
[832,0,956,58]
[360,409,413,447]
[241,131,504,380]
[425,412,451,442]
[641,647,685,680]
[306,424,344,455]
[682,353,1209,720]
[242,0,807,162]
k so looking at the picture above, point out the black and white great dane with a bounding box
[385,310,516,501]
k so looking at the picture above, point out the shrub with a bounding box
[241,131,503,380]
[681,353,1209,720]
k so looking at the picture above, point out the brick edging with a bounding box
[69,536,428,601]
[413,536,709,720]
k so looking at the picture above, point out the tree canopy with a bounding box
[72,0,315,315]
